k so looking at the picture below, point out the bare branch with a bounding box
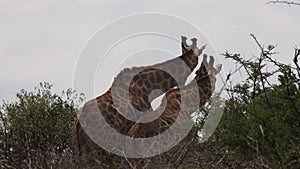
[251,34,273,103]
[250,34,264,51]
[293,47,300,84]
[267,0,300,6]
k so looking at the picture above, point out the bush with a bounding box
[0,82,84,169]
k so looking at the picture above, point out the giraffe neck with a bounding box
[179,49,198,71]
[174,73,214,107]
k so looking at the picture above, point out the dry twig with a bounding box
[267,0,300,6]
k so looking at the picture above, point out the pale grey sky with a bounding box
[1,0,299,102]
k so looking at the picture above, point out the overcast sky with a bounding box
[1,0,300,102]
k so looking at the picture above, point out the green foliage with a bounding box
[0,82,84,169]
[213,45,300,168]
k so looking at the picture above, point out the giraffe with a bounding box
[126,54,222,168]
[74,37,205,168]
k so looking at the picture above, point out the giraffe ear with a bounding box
[197,44,206,56]
[215,64,222,74]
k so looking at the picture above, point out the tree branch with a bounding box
[293,47,300,85]
[267,0,300,6]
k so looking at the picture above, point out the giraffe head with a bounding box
[196,54,221,76]
[195,54,222,95]
[181,36,206,56]
[179,37,207,74]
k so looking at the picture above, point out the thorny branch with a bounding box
[250,34,272,103]
[252,34,299,115]
[267,0,300,6]
[293,47,300,85]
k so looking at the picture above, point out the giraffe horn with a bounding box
[209,55,215,66]
[203,54,208,64]
[191,38,197,47]
[202,54,209,72]
[181,35,187,40]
